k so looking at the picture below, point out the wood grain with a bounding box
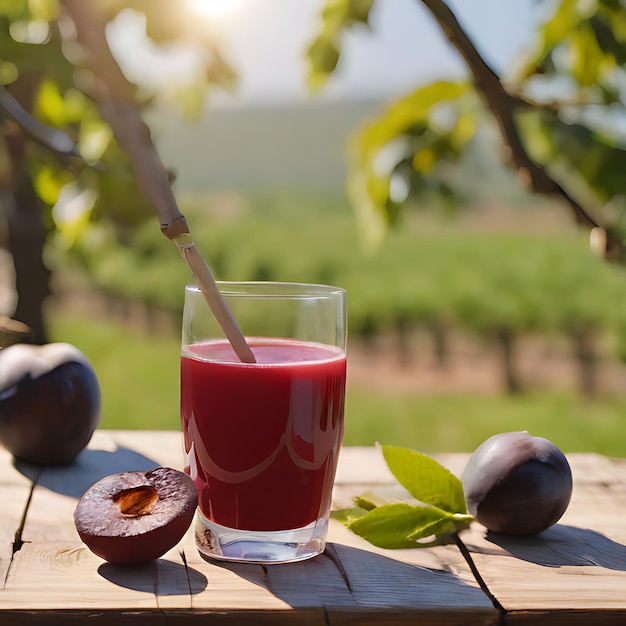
[2,430,625,624]
[0,446,33,588]
[459,454,626,624]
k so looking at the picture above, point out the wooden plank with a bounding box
[101,436,495,623]
[3,431,624,624]
[104,430,186,471]
[327,448,497,624]
[460,453,626,623]
[181,530,325,618]
[0,444,36,588]
[0,430,194,616]
[2,541,159,610]
[163,439,495,622]
[178,522,497,625]
[181,444,494,623]
[19,430,183,543]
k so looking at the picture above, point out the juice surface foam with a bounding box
[184,338,344,366]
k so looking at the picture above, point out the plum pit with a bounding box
[112,485,159,516]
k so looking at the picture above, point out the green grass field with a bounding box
[50,312,626,457]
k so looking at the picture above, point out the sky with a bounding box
[109,0,546,108]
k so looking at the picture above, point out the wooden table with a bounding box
[1,430,625,625]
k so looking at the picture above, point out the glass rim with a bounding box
[185,281,346,298]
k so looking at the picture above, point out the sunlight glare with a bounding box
[188,0,246,24]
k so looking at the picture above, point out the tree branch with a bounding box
[58,0,182,230]
[419,0,623,260]
[0,84,84,164]
[58,0,255,363]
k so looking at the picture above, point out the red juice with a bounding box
[180,338,346,532]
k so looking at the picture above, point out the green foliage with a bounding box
[340,502,466,548]
[50,312,181,431]
[48,308,626,456]
[307,0,626,249]
[344,386,626,456]
[346,81,475,249]
[333,445,472,548]
[505,0,626,228]
[307,0,374,92]
[0,0,239,285]
[57,190,626,365]
[382,445,467,514]
[519,111,626,214]
[525,0,626,92]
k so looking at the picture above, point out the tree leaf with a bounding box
[347,502,454,549]
[408,516,457,542]
[332,448,474,549]
[345,81,471,250]
[306,0,373,91]
[351,81,470,158]
[28,0,59,22]
[307,35,340,92]
[331,505,369,525]
[381,445,467,514]
[353,494,382,511]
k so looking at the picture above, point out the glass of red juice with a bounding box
[181,281,347,564]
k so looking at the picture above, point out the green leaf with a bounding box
[0,0,28,21]
[33,163,71,205]
[332,448,474,549]
[408,515,470,542]
[345,81,471,250]
[381,445,467,514]
[307,35,340,92]
[538,0,580,59]
[0,59,18,84]
[570,22,610,86]
[35,79,65,126]
[28,0,59,22]
[306,0,373,91]
[331,506,369,525]
[591,13,626,64]
[347,502,454,549]
[352,81,470,158]
[353,494,381,511]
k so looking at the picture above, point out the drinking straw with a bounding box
[161,216,256,364]
[60,0,256,363]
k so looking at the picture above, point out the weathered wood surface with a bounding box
[0,430,624,625]
[461,453,626,625]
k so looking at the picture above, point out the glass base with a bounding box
[194,510,328,564]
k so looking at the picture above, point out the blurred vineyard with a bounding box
[49,188,626,397]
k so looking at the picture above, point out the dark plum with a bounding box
[0,343,101,465]
[461,431,573,535]
[74,467,198,564]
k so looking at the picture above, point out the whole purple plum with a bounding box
[461,431,573,535]
[0,343,101,465]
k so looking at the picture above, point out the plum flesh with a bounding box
[461,432,573,535]
[74,467,197,564]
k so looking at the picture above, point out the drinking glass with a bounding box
[181,281,347,564]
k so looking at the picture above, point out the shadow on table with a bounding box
[210,543,493,611]
[486,524,626,571]
[15,448,208,596]
[98,559,208,595]
[15,447,159,498]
